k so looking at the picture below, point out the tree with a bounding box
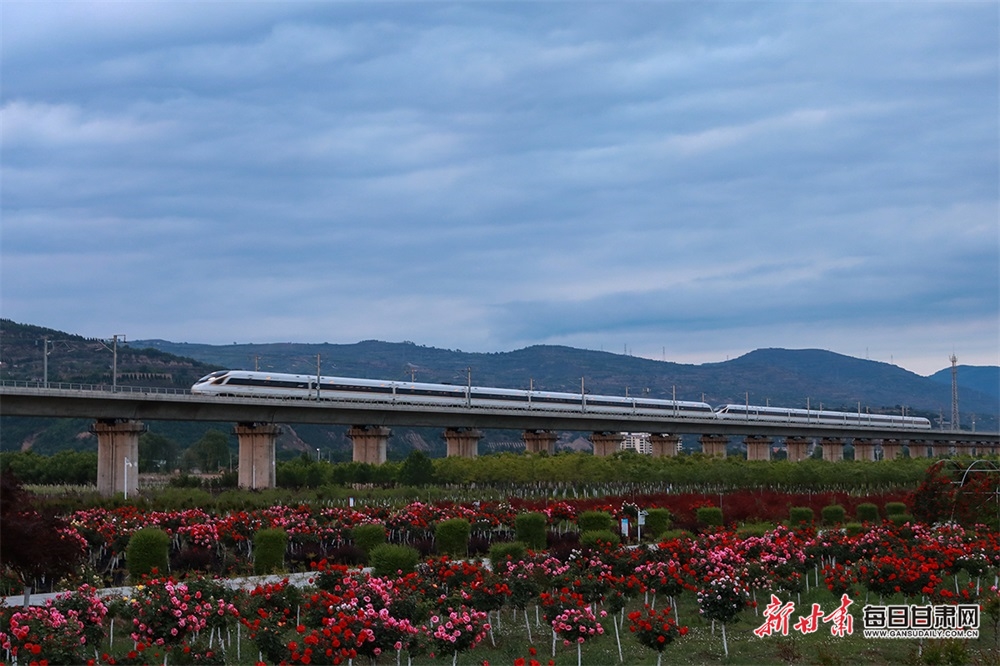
[0,471,85,596]
[182,429,232,472]
[398,449,435,486]
[139,432,180,473]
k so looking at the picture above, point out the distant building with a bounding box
[620,432,651,455]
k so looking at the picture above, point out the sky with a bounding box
[2,2,998,377]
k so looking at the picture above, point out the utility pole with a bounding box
[41,337,53,387]
[950,354,959,431]
[316,354,322,400]
[112,335,125,391]
[95,334,127,391]
[466,367,472,407]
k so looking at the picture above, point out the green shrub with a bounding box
[351,523,387,554]
[489,541,527,570]
[577,510,614,533]
[885,501,908,516]
[580,529,620,548]
[696,506,724,528]
[889,513,914,526]
[253,528,288,575]
[126,527,170,581]
[435,518,471,557]
[659,528,692,541]
[789,506,814,526]
[514,512,547,550]
[844,522,865,537]
[736,522,775,538]
[855,502,880,523]
[369,544,420,577]
[643,508,672,540]
[155,486,213,510]
[821,504,846,525]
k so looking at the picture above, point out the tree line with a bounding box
[0,446,948,492]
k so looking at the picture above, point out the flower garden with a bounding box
[2,460,999,665]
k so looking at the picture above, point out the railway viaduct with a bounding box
[2,383,998,495]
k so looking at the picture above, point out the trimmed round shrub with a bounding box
[643,508,672,540]
[889,513,914,526]
[489,541,527,571]
[789,506,814,526]
[514,512,547,550]
[855,502,880,523]
[844,522,865,537]
[127,527,170,580]
[579,529,620,548]
[369,544,420,577]
[577,510,615,533]
[696,506,724,528]
[821,504,846,525]
[435,518,471,557]
[351,523,387,554]
[253,528,288,575]
[885,501,908,516]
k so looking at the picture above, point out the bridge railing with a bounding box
[0,379,192,396]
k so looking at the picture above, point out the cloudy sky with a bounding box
[2,2,997,376]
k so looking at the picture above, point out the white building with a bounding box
[620,432,651,455]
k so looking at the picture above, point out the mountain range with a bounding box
[1,319,997,457]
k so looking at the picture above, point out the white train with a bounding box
[191,370,716,418]
[192,370,932,429]
[714,404,931,429]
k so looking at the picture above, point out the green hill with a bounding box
[1,319,996,459]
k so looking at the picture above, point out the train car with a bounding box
[714,404,931,429]
[191,370,717,417]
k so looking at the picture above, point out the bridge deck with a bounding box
[2,383,996,443]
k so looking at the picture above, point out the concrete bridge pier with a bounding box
[234,423,279,489]
[444,428,481,458]
[700,434,728,457]
[932,440,953,457]
[745,435,771,461]
[649,433,681,457]
[821,437,844,462]
[590,432,623,457]
[853,438,876,461]
[907,440,928,458]
[785,436,810,462]
[954,441,977,457]
[348,425,392,464]
[93,419,147,497]
[881,439,903,460]
[523,430,557,454]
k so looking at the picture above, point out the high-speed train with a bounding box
[191,370,717,418]
[191,370,932,429]
[713,404,931,429]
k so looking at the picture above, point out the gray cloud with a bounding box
[2,1,996,375]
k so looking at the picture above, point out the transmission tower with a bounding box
[950,354,959,431]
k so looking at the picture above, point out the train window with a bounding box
[532,395,580,405]
[473,392,525,401]
[588,398,634,408]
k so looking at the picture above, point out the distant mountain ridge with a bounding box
[131,338,998,423]
[1,320,996,458]
[928,365,999,400]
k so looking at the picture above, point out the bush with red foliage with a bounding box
[0,471,86,594]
